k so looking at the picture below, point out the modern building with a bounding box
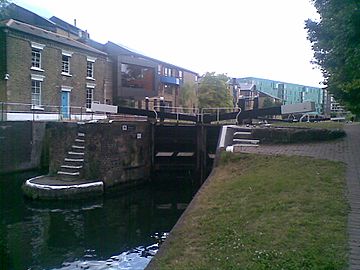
[236,77,329,116]
[86,41,198,111]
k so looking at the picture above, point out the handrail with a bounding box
[200,107,237,123]
[0,101,106,122]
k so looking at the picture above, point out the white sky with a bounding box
[13,0,323,87]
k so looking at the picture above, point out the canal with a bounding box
[0,171,197,270]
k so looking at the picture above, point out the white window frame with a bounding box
[86,83,96,111]
[31,74,45,110]
[30,42,45,72]
[61,50,73,76]
[86,57,96,80]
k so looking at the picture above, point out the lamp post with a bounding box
[231,78,239,109]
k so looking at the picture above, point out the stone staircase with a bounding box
[57,124,86,180]
[226,126,260,152]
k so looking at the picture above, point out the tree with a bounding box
[179,82,197,112]
[0,0,9,19]
[305,0,360,114]
[197,72,233,109]
[262,97,275,108]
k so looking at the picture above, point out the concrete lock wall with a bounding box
[0,121,46,174]
[47,122,152,188]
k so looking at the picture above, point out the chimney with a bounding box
[74,19,77,27]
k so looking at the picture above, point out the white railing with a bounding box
[0,101,107,122]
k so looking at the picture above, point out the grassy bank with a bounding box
[271,121,344,130]
[149,153,348,270]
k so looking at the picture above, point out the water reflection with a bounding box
[0,171,195,270]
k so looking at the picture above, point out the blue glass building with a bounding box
[237,77,326,115]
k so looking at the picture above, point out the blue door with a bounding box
[61,91,70,119]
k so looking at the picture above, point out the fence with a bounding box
[0,102,107,122]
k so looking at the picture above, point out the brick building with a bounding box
[0,3,198,120]
[0,4,109,121]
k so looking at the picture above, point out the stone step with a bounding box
[65,158,84,162]
[233,126,252,132]
[61,165,83,169]
[233,139,259,144]
[68,151,85,156]
[78,132,85,137]
[233,143,259,147]
[233,131,252,139]
[234,131,252,136]
[226,144,259,152]
[57,171,80,176]
[72,145,85,149]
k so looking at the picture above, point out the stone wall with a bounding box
[46,122,79,175]
[47,122,152,189]
[0,121,46,173]
[83,122,151,188]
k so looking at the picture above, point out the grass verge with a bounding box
[271,121,344,130]
[149,153,348,270]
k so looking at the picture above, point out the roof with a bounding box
[1,19,106,56]
[239,76,321,89]
[49,16,89,38]
[2,3,56,32]
[239,83,255,91]
[258,90,282,100]
[105,41,198,75]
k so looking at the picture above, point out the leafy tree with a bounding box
[0,0,9,19]
[198,72,233,109]
[179,82,197,112]
[305,0,360,114]
[262,97,275,108]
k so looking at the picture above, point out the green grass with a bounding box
[150,153,348,270]
[271,121,344,130]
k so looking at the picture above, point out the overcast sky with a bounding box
[13,0,322,87]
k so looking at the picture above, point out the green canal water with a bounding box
[0,171,197,270]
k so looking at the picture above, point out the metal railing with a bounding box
[0,101,242,124]
[0,101,107,122]
[200,107,239,124]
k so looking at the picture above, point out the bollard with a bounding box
[237,96,245,112]
[253,95,259,110]
[159,97,164,123]
[145,97,149,110]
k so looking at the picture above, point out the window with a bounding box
[32,49,41,69]
[86,56,96,79]
[30,42,45,71]
[62,55,70,74]
[61,51,72,75]
[87,61,94,78]
[31,74,45,108]
[86,88,93,109]
[179,70,183,79]
[31,80,41,106]
[164,67,172,77]
[121,63,155,91]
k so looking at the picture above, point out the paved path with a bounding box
[240,123,360,270]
